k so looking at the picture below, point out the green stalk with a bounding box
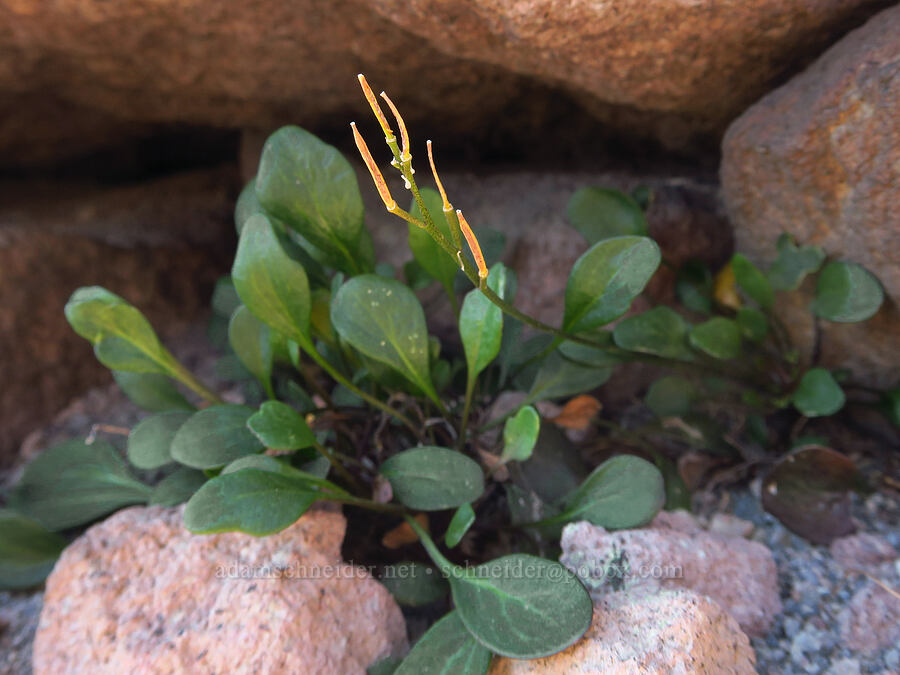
[169,361,224,405]
[457,374,477,451]
[405,513,458,578]
[295,334,419,434]
[313,440,364,493]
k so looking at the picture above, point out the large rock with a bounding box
[560,511,781,636]
[489,589,756,674]
[721,4,900,387]
[0,0,889,165]
[33,505,407,674]
[369,0,889,149]
[0,167,235,467]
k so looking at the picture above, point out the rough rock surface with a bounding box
[1,0,890,164]
[33,505,407,674]
[0,167,235,466]
[0,591,42,675]
[560,510,781,636]
[829,533,898,576]
[838,580,900,653]
[489,589,756,674]
[370,0,889,148]
[721,4,900,386]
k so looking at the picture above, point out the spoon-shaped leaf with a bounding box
[812,261,884,323]
[247,400,316,451]
[460,263,507,387]
[170,405,264,469]
[331,274,438,404]
[450,554,592,658]
[567,186,648,244]
[380,447,484,511]
[228,305,274,398]
[112,371,193,413]
[394,611,492,675]
[689,317,741,360]
[732,254,773,310]
[767,234,825,291]
[563,236,660,333]
[613,306,693,360]
[445,503,476,548]
[792,368,845,417]
[501,405,540,463]
[127,410,192,470]
[232,213,311,344]
[0,509,67,590]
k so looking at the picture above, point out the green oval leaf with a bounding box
[183,468,320,535]
[112,371,193,413]
[563,236,661,333]
[127,410,193,470]
[380,447,484,511]
[170,405,265,469]
[792,368,845,417]
[562,455,665,529]
[247,400,316,451]
[8,440,151,531]
[613,306,693,360]
[149,467,207,507]
[0,509,67,590]
[526,351,613,404]
[732,254,774,310]
[460,263,507,385]
[232,213,311,344]
[451,554,592,658]
[445,503,476,548]
[394,611,491,675]
[228,305,274,398]
[688,317,741,360]
[331,275,437,403]
[567,187,648,244]
[255,125,371,275]
[380,562,449,607]
[501,406,540,463]
[812,261,884,323]
[767,235,825,290]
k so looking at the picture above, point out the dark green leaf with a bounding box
[0,509,67,590]
[228,305,274,398]
[127,411,192,470]
[445,503,476,548]
[676,261,713,315]
[460,263,507,385]
[732,254,774,310]
[331,275,437,403]
[513,426,587,505]
[525,351,612,403]
[380,447,484,511]
[247,400,316,451]
[380,561,449,607]
[654,454,691,512]
[8,440,150,530]
[170,405,265,469]
[255,126,371,274]
[567,187,648,244]
[767,235,825,290]
[451,554,592,658]
[689,317,741,360]
[645,376,696,418]
[812,261,884,323]
[232,213,311,343]
[183,468,321,535]
[394,611,491,675]
[613,307,693,360]
[112,371,193,413]
[558,331,627,368]
[561,455,665,529]
[500,406,540,463]
[736,308,768,342]
[212,276,242,317]
[149,467,207,507]
[792,368,845,417]
[408,188,458,295]
[563,236,661,332]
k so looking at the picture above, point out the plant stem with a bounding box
[170,362,224,405]
[404,513,458,577]
[296,334,420,435]
[313,440,364,493]
[457,375,477,451]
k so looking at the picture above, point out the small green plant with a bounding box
[1,75,892,670]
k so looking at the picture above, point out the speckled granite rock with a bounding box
[721,4,900,387]
[33,505,407,674]
[838,579,900,653]
[489,589,756,674]
[0,591,42,675]
[560,510,781,636]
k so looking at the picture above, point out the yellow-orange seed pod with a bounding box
[427,140,452,211]
[379,91,410,162]
[351,122,397,212]
[457,209,488,281]
[357,74,394,140]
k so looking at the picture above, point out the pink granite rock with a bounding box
[838,580,900,653]
[489,589,756,674]
[33,505,407,674]
[830,533,898,575]
[560,510,781,636]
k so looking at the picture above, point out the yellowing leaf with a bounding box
[550,395,602,431]
[382,513,429,549]
[713,262,741,310]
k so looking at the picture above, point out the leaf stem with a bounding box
[313,440,364,493]
[404,513,458,577]
[169,362,224,405]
